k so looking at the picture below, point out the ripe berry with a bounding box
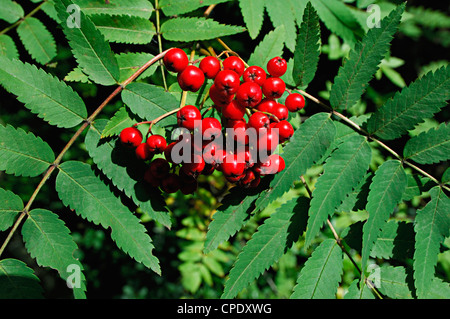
[222,100,246,120]
[135,143,153,161]
[232,120,249,145]
[163,48,189,73]
[222,56,245,76]
[120,127,142,147]
[242,65,266,86]
[199,56,221,79]
[285,93,305,112]
[274,120,294,142]
[201,117,222,140]
[248,112,270,129]
[255,154,285,175]
[258,127,279,155]
[181,154,205,177]
[235,82,262,108]
[146,134,167,153]
[164,141,177,163]
[262,77,286,99]
[221,154,246,178]
[177,65,205,92]
[179,172,198,195]
[267,56,287,77]
[214,70,240,96]
[160,173,181,193]
[209,84,234,108]
[144,168,161,187]
[273,103,289,121]
[177,105,201,131]
[149,158,170,179]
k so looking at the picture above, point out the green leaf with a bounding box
[100,107,137,138]
[361,160,407,272]
[55,0,120,86]
[425,277,450,299]
[21,209,87,298]
[290,238,343,299]
[85,120,172,229]
[247,25,285,69]
[413,186,450,299]
[310,0,363,45]
[203,179,271,254]
[305,134,372,247]
[74,0,154,19]
[366,65,450,140]
[0,34,19,60]
[329,4,404,110]
[160,0,231,16]
[222,196,309,299]
[264,0,297,52]
[121,82,179,126]
[238,0,265,39]
[90,14,156,45]
[293,2,321,89]
[0,0,24,23]
[0,56,87,128]
[344,279,375,299]
[376,265,413,299]
[0,124,55,177]
[116,52,157,83]
[248,26,286,70]
[254,113,336,212]
[17,17,57,65]
[0,188,23,232]
[370,221,415,261]
[403,122,450,165]
[0,258,43,299]
[55,161,161,274]
[161,17,245,42]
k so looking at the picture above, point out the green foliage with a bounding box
[0,0,448,300]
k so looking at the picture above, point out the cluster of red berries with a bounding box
[119,48,305,195]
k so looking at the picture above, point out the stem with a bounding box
[0,50,171,259]
[155,0,168,91]
[216,38,250,68]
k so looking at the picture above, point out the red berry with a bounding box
[221,154,246,178]
[240,169,257,187]
[242,65,266,86]
[163,48,189,73]
[179,172,198,195]
[120,127,142,147]
[149,158,170,179]
[273,103,289,121]
[232,120,249,145]
[144,168,161,187]
[181,154,205,178]
[235,82,262,108]
[177,65,205,92]
[160,173,181,193]
[248,112,270,129]
[202,141,222,165]
[209,84,235,108]
[255,154,285,175]
[258,127,279,155]
[267,56,287,77]
[285,93,305,112]
[222,100,246,120]
[262,77,286,99]
[135,143,153,161]
[214,70,240,96]
[177,105,201,131]
[222,56,245,76]
[146,134,167,153]
[199,56,221,79]
[201,117,222,140]
[274,120,294,142]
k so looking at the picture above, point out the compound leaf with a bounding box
[0,56,87,128]
[222,197,309,299]
[366,65,450,140]
[0,124,55,177]
[329,4,404,110]
[254,112,336,213]
[17,17,57,65]
[291,238,343,299]
[361,160,407,272]
[85,120,171,229]
[305,134,371,247]
[161,17,245,42]
[293,2,321,89]
[21,209,87,299]
[413,186,450,299]
[0,259,43,299]
[55,161,161,274]
[403,122,450,165]
[74,0,154,19]
[55,0,120,86]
